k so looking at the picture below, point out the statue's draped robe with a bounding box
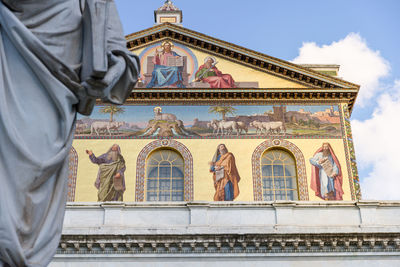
[212,152,240,201]
[0,1,139,266]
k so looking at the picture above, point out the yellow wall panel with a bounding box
[72,137,352,202]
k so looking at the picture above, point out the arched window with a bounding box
[146,149,184,201]
[136,140,193,202]
[261,149,298,201]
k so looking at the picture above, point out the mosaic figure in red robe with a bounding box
[195,56,236,88]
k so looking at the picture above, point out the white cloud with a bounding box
[292,33,390,106]
[292,33,399,200]
[352,80,400,200]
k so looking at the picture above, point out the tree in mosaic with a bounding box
[208,106,237,120]
[100,105,125,122]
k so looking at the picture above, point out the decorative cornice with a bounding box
[58,233,400,255]
[124,89,357,111]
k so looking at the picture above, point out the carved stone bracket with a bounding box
[58,233,400,254]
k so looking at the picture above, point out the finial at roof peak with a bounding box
[155,0,183,26]
[158,0,180,11]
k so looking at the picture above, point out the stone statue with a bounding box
[0,0,140,266]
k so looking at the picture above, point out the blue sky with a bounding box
[114,0,400,199]
[116,0,400,83]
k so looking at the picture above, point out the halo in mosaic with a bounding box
[135,140,194,201]
[252,139,309,201]
[67,147,78,202]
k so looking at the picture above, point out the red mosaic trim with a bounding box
[343,104,360,200]
[74,135,342,140]
[68,147,78,202]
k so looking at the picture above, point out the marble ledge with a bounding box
[65,200,400,208]
[62,200,400,236]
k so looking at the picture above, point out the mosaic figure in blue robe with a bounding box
[147,41,185,88]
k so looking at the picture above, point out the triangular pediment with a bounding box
[126,23,360,91]
[131,40,309,89]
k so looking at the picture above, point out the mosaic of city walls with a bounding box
[131,41,308,89]
[70,103,356,203]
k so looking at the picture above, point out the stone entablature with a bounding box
[61,201,400,234]
[52,201,400,266]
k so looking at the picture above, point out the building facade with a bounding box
[52,1,400,266]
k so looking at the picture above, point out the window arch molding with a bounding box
[67,146,78,202]
[136,140,194,202]
[252,139,308,201]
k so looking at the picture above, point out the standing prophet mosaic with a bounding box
[87,144,126,201]
[209,144,241,201]
[310,143,344,200]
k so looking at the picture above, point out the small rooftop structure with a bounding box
[154,0,183,26]
[300,64,340,77]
